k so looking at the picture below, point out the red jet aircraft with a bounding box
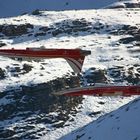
[0,47,91,73]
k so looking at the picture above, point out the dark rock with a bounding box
[85,69,107,83]
[2,25,27,36]
[52,121,65,128]
[34,32,46,37]
[125,2,140,8]
[89,111,102,117]
[110,5,125,8]
[124,74,140,85]
[72,19,88,27]
[32,9,42,15]
[6,64,33,76]
[109,68,121,78]
[22,63,33,74]
[14,66,21,73]
[7,65,21,74]
[2,24,33,36]
[137,68,140,73]
[93,26,102,30]
[0,104,17,120]
[48,18,93,36]
[0,25,4,32]
[98,101,105,105]
[118,25,140,44]
[0,42,6,47]
[28,33,33,36]
[52,29,63,36]
[119,37,135,44]
[134,34,140,41]
[108,67,124,82]
[121,25,131,31]
[64,28,72,34]
[32,18,106,38]
[0,92,5,99]
[127,25,138,31]
[119,33,140,44]
[110,25,139,37]
[108,65,140,84]
[0,129,16,139]
[0,68,6,79]
[25,23,34,29]
[39,27,53,32]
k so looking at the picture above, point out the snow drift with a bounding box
[61,97,140,140]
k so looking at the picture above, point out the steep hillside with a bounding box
[61,97,140,140]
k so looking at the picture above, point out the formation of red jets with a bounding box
[0,47,139,96]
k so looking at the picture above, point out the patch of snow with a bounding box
[60,97,140,140]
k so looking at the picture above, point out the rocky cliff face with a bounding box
[0,75,84,139]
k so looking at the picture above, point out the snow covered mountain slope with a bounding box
[41,96,138,140]
[60,97,140,140]
[0,0,139,18]
[0,6,140,140]
[106,0,140,8]
[0,8,139,91]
